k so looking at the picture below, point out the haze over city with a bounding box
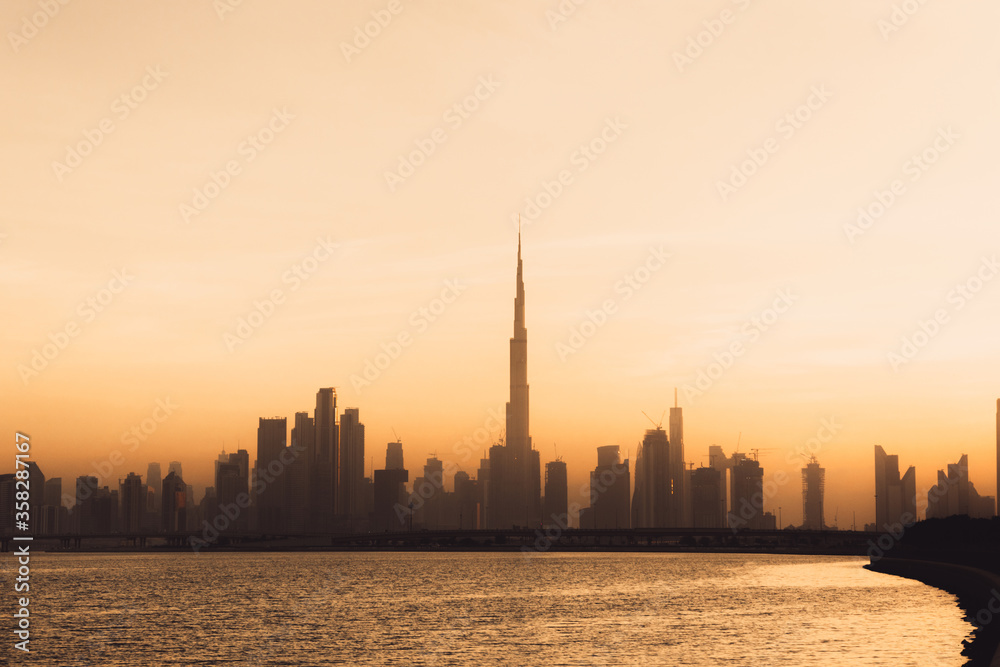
[3,0,999,531]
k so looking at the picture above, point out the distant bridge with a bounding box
[0,527,874,554]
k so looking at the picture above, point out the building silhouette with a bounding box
[413,456,445,529]
[386,441,404,470]
[926,454,995,520]
[42,477,64,534]
[874,445,916,531]
[215,449,250,531]
[489,231,542,528]
[255,417,287,532]
[161,470,186,532]
[310,388,338,531]
[476,454,490,529]
[996,398,999,516]
[668,389,687,526]
[120,472,144,533]
[691,466,725,528]
[543,460,568,528]
[339,407,365,519]
[581,445,630,529]
[146,462,162,528]
[631,427,671,528]
[373,441,409,531]
[454,471,478,530]
[729,454,765,530]
[801,456,825,530]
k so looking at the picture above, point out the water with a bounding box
[7,552,973,665]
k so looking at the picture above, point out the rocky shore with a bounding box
[866,556,1000,667]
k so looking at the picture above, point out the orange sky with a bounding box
[2,1,999,527]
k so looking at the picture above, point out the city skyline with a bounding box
[3,2,1000,531]
[6,233,997,531]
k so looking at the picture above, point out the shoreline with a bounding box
[865,557,1000,667]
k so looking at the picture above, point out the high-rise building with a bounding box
[339,408,365,518]
[583,445,630,529]
[690,466,725,528]
[120,473,144,533]
[216,449,250,532]
[412,456,445,529]
[146,462,162,512]
[454,471,479,530]
[926,454,995,519]
[631,427,671,528]
[874,445,916,530]
[729,455,765,530]
[801,456,825,530]
[310,388,338,531]
[42,477,63,534]
[373,441,409,532]
[386,441,404,470]
[490,230,542,528]
[288,411,315,532]
[256,417,287,532]
[161,471,186,532]
[668,389,687,526]
[168,462,183,479]
[543,460,568,528]
[477,455,490,529]
[74,476,99,534]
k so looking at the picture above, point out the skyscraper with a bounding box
[690,466,725,528]
[339,408,365,518]
[631,427,671,528]
[874,445,916,530]
[311,388,338,531]
[373,441,408,532]
[146,462,162,512]
[926,454,995,519]
[161,470,186,532]
[668,389,687,526]
[543,460,568,528]
[801,456,825,530]
[385,441,404,470]
[489,230,542,528]
[582,445,630,529]
[168,462,183,479]
[120,472,144,533]
[729,454,765,530]
[256,417,287,532]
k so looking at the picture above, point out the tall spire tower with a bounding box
[488,221,542,527]
[508,221,529,461]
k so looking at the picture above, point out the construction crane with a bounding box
[749,448,780,462]
[641,410,666,430]
[391,427,402,444]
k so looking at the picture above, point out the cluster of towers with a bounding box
[5,237,999,539]
[871,440,997,533]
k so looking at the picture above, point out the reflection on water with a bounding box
[17,552,972,665]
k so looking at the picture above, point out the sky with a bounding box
[2,0,999,527]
